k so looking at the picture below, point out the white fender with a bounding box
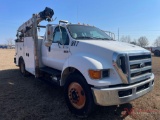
[61,53,121,87]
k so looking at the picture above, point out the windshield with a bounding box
[67,25,112,40]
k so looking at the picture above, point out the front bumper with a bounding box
[91,74,154,106]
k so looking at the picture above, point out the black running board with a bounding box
[40,67,61,85]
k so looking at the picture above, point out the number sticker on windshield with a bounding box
[71,41,79,46]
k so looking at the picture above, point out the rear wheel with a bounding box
[19,59,28,77]
[64,73,95,117]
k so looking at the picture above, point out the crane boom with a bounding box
[17,7,54,33]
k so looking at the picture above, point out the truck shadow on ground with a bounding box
[0,69,133,120]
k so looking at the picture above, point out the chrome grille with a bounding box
[128,53,152,83]
[113,52,152,84]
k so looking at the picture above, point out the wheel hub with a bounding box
[68,82,86,109]
[71,89,79,101]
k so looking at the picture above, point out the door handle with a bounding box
[64,50,68,53]
[48,47,51,52]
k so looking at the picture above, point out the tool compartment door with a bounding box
[24,37,35,75]
[15,42,24,66]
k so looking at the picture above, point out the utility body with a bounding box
[14,7,154,117]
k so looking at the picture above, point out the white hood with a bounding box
[78,40,148,53]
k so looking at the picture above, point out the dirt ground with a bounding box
[0,49,160,120]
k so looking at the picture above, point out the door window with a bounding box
[53,27,69,45]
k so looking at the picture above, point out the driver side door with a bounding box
[47,26,70,70]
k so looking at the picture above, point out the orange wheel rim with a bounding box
[68,82,86,109]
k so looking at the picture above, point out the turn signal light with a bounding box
[89,70,102,79]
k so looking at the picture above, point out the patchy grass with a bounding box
[0,49,159,120]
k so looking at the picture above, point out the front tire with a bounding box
[64,73,95,117]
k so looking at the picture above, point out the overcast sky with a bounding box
[0,0,160,46]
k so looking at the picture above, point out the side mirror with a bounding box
[45,40,52,47]
[45,24,53,47]
[15,39,20,42]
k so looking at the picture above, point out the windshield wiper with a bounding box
[76,36,94,39]
[101,38,110,40]
[92,37,110,40]
[76,36,111,40]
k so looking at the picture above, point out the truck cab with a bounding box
[43,22,154,116]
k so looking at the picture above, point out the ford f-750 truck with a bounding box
[14,7,154,117]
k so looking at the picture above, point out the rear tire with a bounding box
[64,73,95,118]
[19,59,29,77]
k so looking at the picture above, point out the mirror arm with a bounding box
[57,41,61,48]
[58,25,64,48]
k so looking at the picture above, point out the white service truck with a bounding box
[14,7,154,117]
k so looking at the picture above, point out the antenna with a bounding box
[118,28,119,41]
[77,4,79,22]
